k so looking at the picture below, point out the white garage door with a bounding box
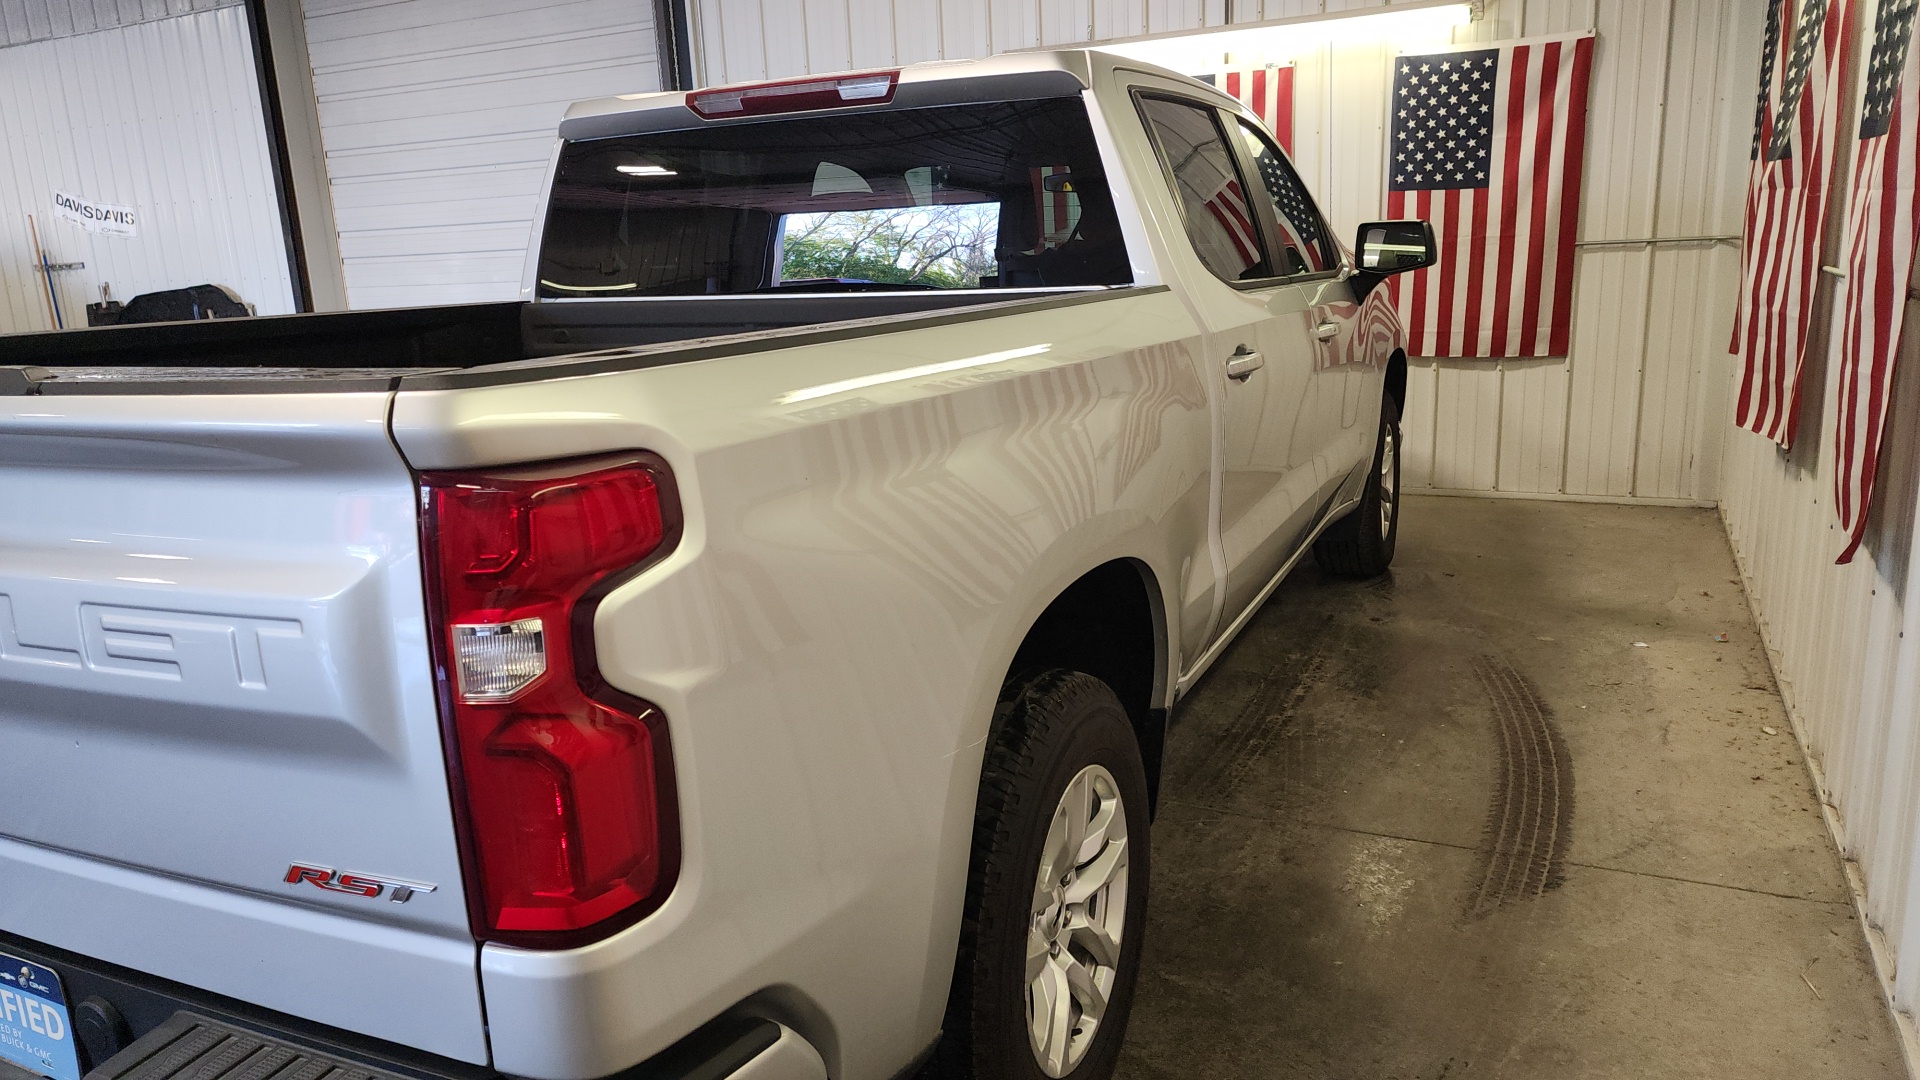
[303,0,662,308]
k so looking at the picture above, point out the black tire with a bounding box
[935,670,1151,1080]
[1313,391,1401,579]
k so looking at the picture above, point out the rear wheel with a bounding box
[1313,391,1400,578]
[937,670,1150,1080]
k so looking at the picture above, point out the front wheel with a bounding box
[937,670,1151,1080]
[1313,391,1401,578]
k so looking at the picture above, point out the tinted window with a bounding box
[1137,97,1268,282]
[1231,119,1333,275]
[536,99,1130,297]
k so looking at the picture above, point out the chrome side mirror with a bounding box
[1354,220,1438,274]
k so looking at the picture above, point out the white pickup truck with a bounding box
[0,49,1434,1080]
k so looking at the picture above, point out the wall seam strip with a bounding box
[1410,486,1713,509]
[1626,0,1679,498]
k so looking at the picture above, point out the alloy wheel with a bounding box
[1379,421,1398,541]
[1026,764,1130,1077]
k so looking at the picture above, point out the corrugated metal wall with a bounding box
[1414,0,1753,505]
[1720,45,1920,1047]
[688,0,1753,506]
[300,0,663,308]
[1724,352,1920,1042]
[0,3,296,332]
[0,0,236,47]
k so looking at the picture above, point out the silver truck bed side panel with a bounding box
[393,287,1214,1080]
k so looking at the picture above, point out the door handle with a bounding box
[1225,347,1264,382]
[1312,321,1341,341]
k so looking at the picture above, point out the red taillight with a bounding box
[420,454,680,947]
[688,71,898,118]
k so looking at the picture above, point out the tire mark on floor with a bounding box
[1217,654,1325,798]
[1177,652,1328,800]
[1466,654,1574,917]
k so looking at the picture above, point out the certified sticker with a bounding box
[0,954,81,1080]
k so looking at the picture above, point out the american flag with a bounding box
[1731,0,1854,446]
[1834,0,1920,563]
[1385,36,1595,359]
[1211,65,1295,155]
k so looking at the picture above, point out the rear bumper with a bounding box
[0,932,824,1080]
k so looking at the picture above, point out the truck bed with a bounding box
[0,290,1107,395]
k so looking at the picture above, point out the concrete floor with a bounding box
[1118,495,1907,1079]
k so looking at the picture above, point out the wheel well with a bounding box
[1006,559,1167,811]
[1386,349,1408,414]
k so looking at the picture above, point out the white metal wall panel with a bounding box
[1722,311,1920,1036]
[0,0,237,48]
[1429,363,1500,490]
[1715,0,1920,1035]
[0,5,295,333]
[1402,349,1437,488]
[693,0,1228,83]
[686,0,1748,505]
[302,0,661,308]
[1430,0,1748,506]
[1563,247,1646,497]
[1497,358,1569,492]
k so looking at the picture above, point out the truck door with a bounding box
[1221,115,1369,520]
[1130,91,1337,634]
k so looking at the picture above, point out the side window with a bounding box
[1231,118,1334,275]
[1137,96,1269,282]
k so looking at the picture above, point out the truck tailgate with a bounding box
[0,392,485,1062]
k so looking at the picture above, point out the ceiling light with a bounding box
[616,164,677,177]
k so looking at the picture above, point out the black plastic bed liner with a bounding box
[0,288,1145,396]
[0,293,1025,373]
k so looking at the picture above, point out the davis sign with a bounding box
[52,190,137,237]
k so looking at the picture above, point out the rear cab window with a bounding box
[536,98,1132,297]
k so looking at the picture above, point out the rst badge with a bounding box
[284,863,436,904]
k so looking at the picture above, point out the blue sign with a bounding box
[0,954,81,1080]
